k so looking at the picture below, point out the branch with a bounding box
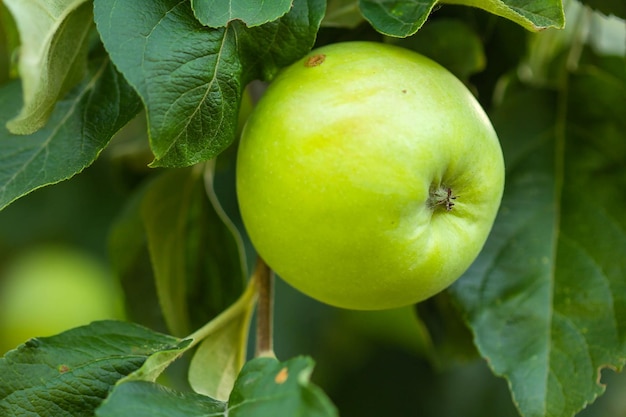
[254,256,275,357]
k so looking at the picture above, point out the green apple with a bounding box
[236,41,504,310]
[0,245,124,353]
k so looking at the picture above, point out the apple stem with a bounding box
[255,256,275,358]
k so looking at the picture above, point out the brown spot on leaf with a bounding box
[58,364,71,374]
[275,367,289,384]
[305,54,326,67]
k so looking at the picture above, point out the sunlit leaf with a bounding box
[3,0,92,134]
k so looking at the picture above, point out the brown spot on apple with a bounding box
[305,54,326,67]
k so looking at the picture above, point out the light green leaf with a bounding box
[94,0,325,167]
[191,0,293,27]
[4,0,93,134]
[0,321,186,417]
[451,49,626,417]
[0,57,142,212]
[188,277,257,401]
[96,357,338,417]
[140,164,247,337]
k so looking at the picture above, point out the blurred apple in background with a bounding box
[0,245,124,354]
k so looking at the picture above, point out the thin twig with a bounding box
[254,256,275,357]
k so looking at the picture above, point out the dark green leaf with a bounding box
[191,0,293,27]
[360,0,565,37]
[140,165,246,337]
[94,0,325,167]
[235,0,327,82]
[579,0,626,19]
[0,321,186,417]
[229,357,338,416]
[0,57,142,212]
[323,0,363,28]
[108,184,167,332]
[444,0,565,31]
[97,381,226,416]
[387,19,485,81]
[96,357,338,417]
[3,0,92,134]
[451,49,626,417]
[359,0,437,37]
[416,292,478,366]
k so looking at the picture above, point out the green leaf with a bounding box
[95,277,256,390]
[229,357,338,416]
[451,49,626,417]
[97,381,226,416]
[188,277,257,401]
[0,320,186,417]
[3,0,92,134]
[96,357,338,417]
[359,0,438,37]
[416,292,478,366]
[108,184,165,332]
[140,164,247,337]
[0,57,142,212]
[360,0,565,37]
[191,0,293,27]
[579,0,626,19]
[323,0,364,28]
[443,0,565,32]
[387,19,486,81]
[94,0,325,167]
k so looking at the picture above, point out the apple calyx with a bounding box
[428,185,457,211]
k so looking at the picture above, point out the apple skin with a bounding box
[236,41,504,310]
